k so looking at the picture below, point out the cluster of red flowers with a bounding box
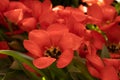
[0,0,120,80]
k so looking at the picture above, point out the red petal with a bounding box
[102,23,120,43]
[57,49,73,68]
[102,5,117,21]
[23,40,42,58]
[23,0,42,18]
[0,54,7,58]
[71,9,86,22]
[72,23,86,37]
[19,17,37,32]
[110,53,120,59]
[33,57,56,69]
[87,62,100,78]
[48,31,64,46]
[0,0,9,12]
[87,4,103,20]
[29,30,51,48]
[86,42,97,55]
[59,33,81,50]
[7,1,31,13]
[91,31,105,49]
[104,0,114,5]
[101,66,119,80]
[47,24,69,46]
[39,0,56,28]
[82,0,97,5]
[42,0,52,11]
[0,41,9,49]
[47,23,69,32]
[4,9,23,24]
[86,54,104,71]
[39,11,57,29]
[103,58,120,69]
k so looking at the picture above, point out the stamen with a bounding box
[44,47,61,59]
[107,43,120,53]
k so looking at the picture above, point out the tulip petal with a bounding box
[23,40,42,58]
[47,23,69,32]
[4,9,23,24]
[19,17,37,32]
[33,57,56,69]
[103,58,120,69]
[87,62,100,78]
[48,31,64,46]
[101,66,119,80]
[102,23,120,43]
[29,30,51,48]
[57,49,73,68]
[7,2,31,13]
[86,54,104,71]
[0,41,9,49]
[21,0,42,18]
[91,31,105,49]
[59,33,81,50]
[47,24,69,46]
[102,5,117,21]
[87,4,103,20]
[0,0,9,12]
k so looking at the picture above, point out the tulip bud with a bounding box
[4,9,23,24]
[19,17,37,32]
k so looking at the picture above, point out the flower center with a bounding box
[44,47,61,59]
[107,43,120,53]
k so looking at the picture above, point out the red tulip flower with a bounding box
[87,4,117,27]
[78,30,106,57]
[86,54,120,80]
[24,28,81,69]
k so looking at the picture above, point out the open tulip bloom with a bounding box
[0,0,120,80]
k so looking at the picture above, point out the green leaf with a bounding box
[17,61,42,80]
[0,50,48,80]
[101,45,110,58]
